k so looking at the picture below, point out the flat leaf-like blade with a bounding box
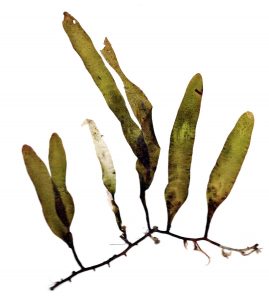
[205,112,254,234]
[49,133,66,187]
[83,119,124,232]
[49,133,74,227]
[101,38,152,125]
[83,119,116,195]
[62,12,149,170]
[164,74,203,230]
[22,145,70,245]
[101,38,160,189]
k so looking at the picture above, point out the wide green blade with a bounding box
[205,112,254,236]
[165,74,203,230]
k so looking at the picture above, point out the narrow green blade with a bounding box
[49,133,74,227]
[101,38,160,189]
[62,12,149,170]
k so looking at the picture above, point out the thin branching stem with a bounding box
[50,228,156,290]
[218,243,260,255]
[51,227,260,290]
[156,229,260,257]
[157,229,259,253]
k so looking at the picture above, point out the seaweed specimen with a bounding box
[22,12,260,290]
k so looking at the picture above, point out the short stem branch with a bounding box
[204,215,211,238]
[70,242,84,269]
[216,242,260,255]
[140,188,151,230]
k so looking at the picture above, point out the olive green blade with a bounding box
[49,133,74,227]
[101,37,153,125]
[165,74,203,230]
[49,133,66,187]
[101,38,160,189]
[62,12,149,171]
[22,145,71,245]
[205,112,254,236]
[83,119,125,232]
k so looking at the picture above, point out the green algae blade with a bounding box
[49,133,74,227]
[62,12,150,173]
[205,112,254,236]
[165,74,203,230]
[101,38,160,190]
[22,145,72,246]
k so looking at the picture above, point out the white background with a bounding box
[0,0,268,299]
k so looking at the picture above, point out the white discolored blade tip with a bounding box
[82,118,94,127]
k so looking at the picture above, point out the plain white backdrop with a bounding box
[0,0,268,299]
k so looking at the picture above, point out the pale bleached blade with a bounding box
[83,119,116,195]
[83,119,125,232]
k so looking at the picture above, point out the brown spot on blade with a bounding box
[195,88,203,96]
